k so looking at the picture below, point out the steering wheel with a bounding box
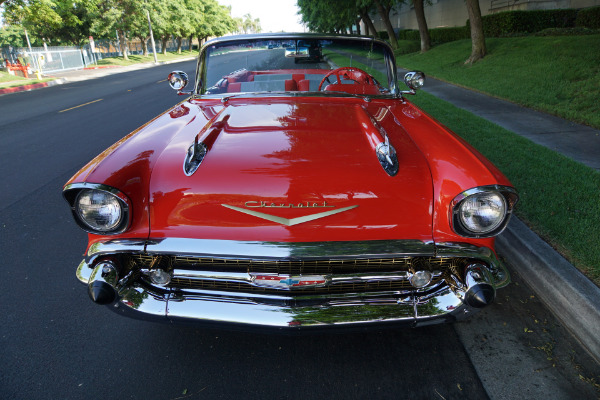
[318,67,374,91]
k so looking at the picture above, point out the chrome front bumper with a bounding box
[76,238,510,330]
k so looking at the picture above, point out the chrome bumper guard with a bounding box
[76,238,510,329]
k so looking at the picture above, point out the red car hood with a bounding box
[148,100,433,242]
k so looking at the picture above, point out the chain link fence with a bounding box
[1,37,192,75]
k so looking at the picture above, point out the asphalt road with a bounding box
[0,58,598,399]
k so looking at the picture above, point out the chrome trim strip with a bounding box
[86,239,146,261]
[221,204,359,226]
[145,238,435,259]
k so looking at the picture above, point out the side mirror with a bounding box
[168,71,190,95]
[402,71,425,95]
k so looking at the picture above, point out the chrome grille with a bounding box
[130,254,460,275]
[169,276,440,295]
[125,254,468,295]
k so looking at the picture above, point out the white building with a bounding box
[369,0,600,31]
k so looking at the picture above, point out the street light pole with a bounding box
[146,9,158,64]
[23,28,41,79]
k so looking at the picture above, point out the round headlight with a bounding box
[75,189,123,232]
[459,191,506,234]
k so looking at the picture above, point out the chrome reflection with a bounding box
[75,238,510,328]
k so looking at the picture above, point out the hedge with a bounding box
[576,6,600,29]
[397,27,469,45]
[469,9,578,37]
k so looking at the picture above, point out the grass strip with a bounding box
[0,71,53,89]
[397,35,600,129]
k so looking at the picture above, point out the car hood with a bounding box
[148,99,434,242]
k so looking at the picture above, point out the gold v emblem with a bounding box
[221,204,358,226]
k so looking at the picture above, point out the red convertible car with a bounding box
[64,34,518,329]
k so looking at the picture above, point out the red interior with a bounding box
[222,69,382,95]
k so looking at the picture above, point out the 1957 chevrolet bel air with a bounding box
[64,33,518,330]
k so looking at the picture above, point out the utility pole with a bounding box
[146,9,158,64]
[24,28,41,79]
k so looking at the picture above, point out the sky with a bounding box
[218,0,306,33]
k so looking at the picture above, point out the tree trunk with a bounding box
[161,37,168,55]
[140,36,149,57]
[465,0,486,64]
[373,0,398,49]
[413,0,430,52]
[359,9,377,37]
[188,35,193,51]
[356,18,361,35]
[118,29,129,60]
[176,37,182,54]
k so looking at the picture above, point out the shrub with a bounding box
[377,31,389,40]
[429,26,470,44]
[467,9,578,37]
[397,27,469,45]
[397,29,420,41]
[576,6,600,29]
[394,40,421,55]
[534,27,599,36]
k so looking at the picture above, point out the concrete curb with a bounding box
[496,217,600,363]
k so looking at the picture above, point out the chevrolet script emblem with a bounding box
[221,201,358,226]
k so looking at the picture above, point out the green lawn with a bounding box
[397,35,600,129]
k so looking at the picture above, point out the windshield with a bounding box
[200,37,395,96]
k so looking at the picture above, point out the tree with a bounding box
[465,0,486,63]
[240,13,261,34]
[0,24,29,47]
[371,0,398,49]
[412,0,430,52]
[298,0,357,34]
[358,5,377,36]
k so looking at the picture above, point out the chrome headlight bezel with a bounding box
[450,185,518,238]
[63,183,131,235]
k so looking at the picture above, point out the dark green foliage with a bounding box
[377,31,389,40]
[393,40,420,55]
[576,6,600,29]
[397,27,469,45]
[470,9,578,37]
[534,27,599,36]
[396,29,419,41]
[428,26,470,44]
